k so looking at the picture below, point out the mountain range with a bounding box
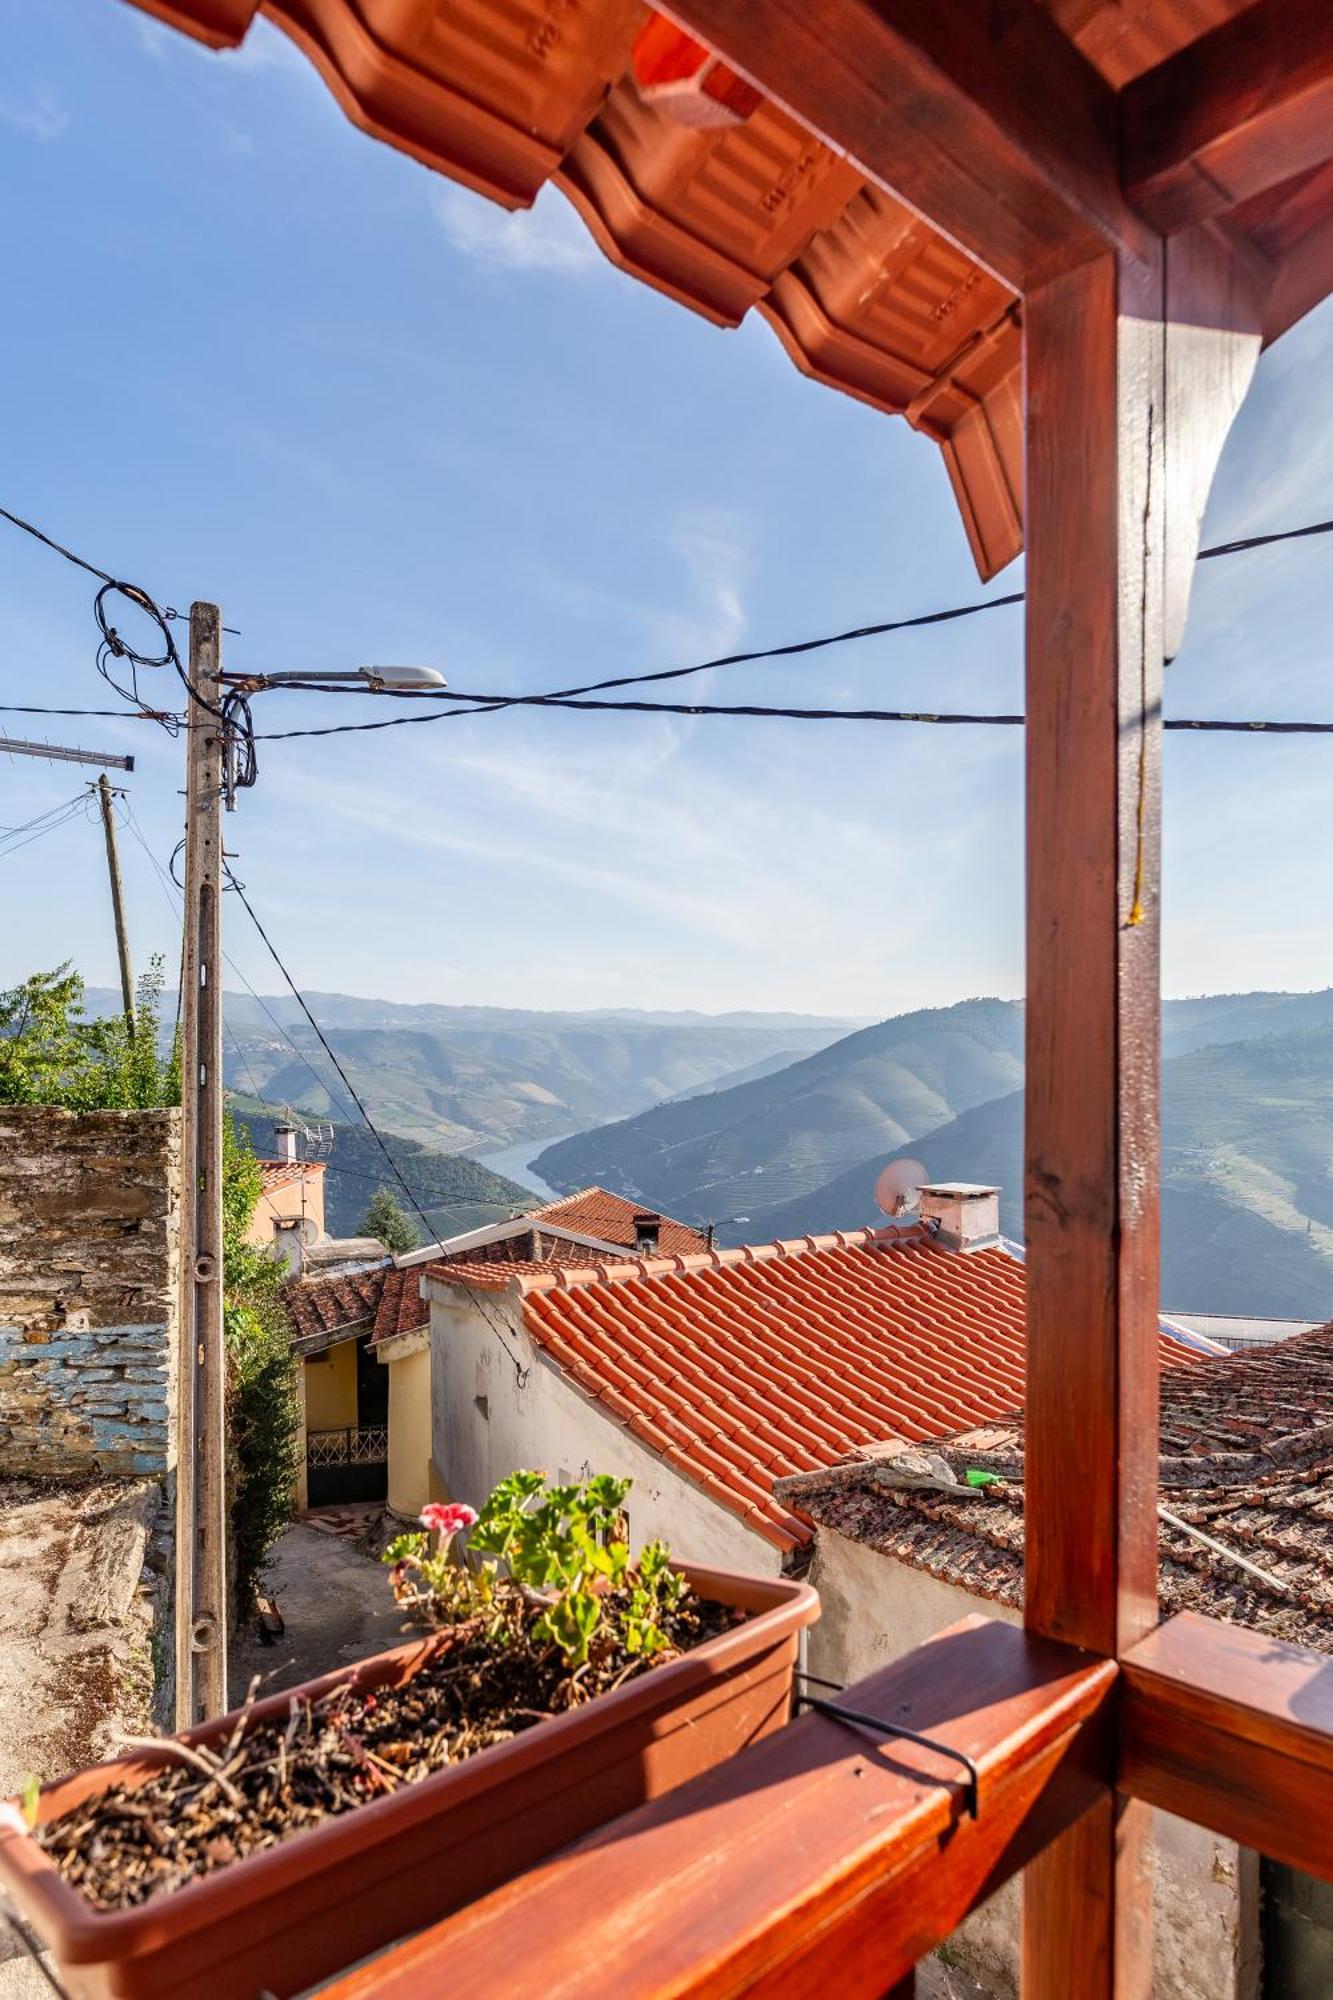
[535,992,1333,1318]
[84,991,861,1156]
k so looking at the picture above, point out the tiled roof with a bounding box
[257,1158,326,1197]
[284,1267,385,1346]
[425,1229,1204,1554]
[781,1324,1333,1651]
[372,1268,431,1347]
[531,1188,707,1258]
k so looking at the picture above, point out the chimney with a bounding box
[274,1218,305,1275]
[633,1211,662,1256]
[273,1121,297,1164]
[918,1184,1001,1253]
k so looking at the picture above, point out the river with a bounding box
[475,1132,577,1205]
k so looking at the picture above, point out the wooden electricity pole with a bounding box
[177,601,229,1724]
[96,773,135,1025]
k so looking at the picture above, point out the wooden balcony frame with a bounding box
[313,5,1333,1994]
[111,3,1333,1994]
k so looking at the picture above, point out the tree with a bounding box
[361,1186,420,1255]
[0,959,178,1110]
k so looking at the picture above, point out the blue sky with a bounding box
[1,0,1331,1017]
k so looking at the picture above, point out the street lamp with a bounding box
[221,665,448,694]
[250,666,448,691]
[704,1213,750,1249]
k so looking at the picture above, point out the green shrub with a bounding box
[222,1118,301,1616]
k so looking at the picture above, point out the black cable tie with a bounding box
[793,1672,980,1819]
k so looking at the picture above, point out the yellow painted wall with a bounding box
[303,1339,358,1432]
[386,1344,432,1519]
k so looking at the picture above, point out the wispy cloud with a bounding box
[0,85,69,143]
[429,184,600,276]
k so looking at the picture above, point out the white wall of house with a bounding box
[807,1527,1257,2000]
[425,1285,781,1577]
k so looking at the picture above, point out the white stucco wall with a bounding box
[807,1527,1255,2000]
[425,1285,781,1576]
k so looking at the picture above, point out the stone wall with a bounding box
[0,1107,180,1480]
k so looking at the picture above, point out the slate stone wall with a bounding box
[0,1107,180,1479]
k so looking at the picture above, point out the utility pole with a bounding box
[177,602,228,1724]
[95,774,135,1025]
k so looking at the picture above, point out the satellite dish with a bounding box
[874,1159,927,1218]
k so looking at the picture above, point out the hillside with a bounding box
[533,998,1027,1227]
[534,989,1333,1249]
[737,1023,1333,1319]
[230,1106,531,1240]
[217,1011,848,1154]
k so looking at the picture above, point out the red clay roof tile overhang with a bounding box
[426,1227,1204,1553]
[124,0,1333,585]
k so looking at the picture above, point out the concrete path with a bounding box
[228,1519,409,1706]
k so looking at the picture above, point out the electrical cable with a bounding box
[0,792,94,859]
[0,504,254,782]
[222,863,533,1382]
[124,805,519,1324]
[256,695,1333,733]
[6,499,1333,752]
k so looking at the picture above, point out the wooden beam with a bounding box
[662,0,1154,290]
[1021,230,1260,2000]
[1023,246,1166,1666]
[1120,1612,1333,1884]
[320,1618,1115,2000]
[1123,0,1333,235]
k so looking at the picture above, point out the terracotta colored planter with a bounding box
[0,1565,817,2000]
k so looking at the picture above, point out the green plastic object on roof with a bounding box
[965,1468,1000,1488]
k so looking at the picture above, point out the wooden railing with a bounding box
[320,1607,1333,1998]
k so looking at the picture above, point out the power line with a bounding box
[0,792,93,860]
[223,864,533,1383]
[256,695,1333,733]
[249,511,1333,740]
[120,802,361,1125]
[7,500,1328,752]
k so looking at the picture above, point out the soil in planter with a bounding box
[38,1591,742,1913]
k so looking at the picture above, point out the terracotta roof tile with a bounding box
[531,1188,708,1258]
[372,1267,431,1346]
[426,1227,1202,1553]
[786,1324,1333,1652]
[258,1158,326,1197]
[284,1266,384,1345]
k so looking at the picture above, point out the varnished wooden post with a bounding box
[1020,246,1164,2000]
[1020,237,1260,1998]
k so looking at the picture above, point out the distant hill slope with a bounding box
[533,989,1333,1254]
[738,1023,1333,1319]
[216,1013,846,1155]
[532,999,1028,1226]
[231,1106,531,1240]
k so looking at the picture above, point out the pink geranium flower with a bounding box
[419,1501,479,1538]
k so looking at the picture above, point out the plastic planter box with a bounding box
[0,1564,817,1999]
